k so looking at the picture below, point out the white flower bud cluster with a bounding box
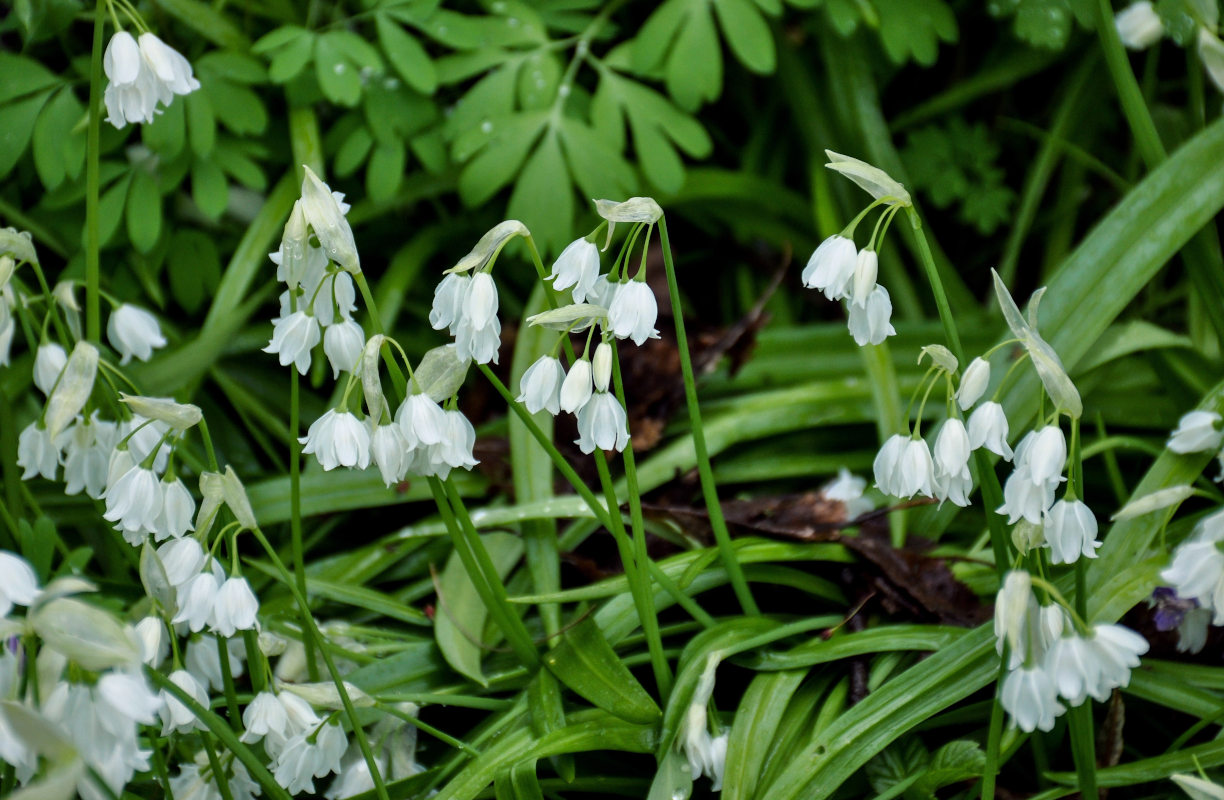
[803,235,895,347]
[992,570,1148,732]
[102,30,200,128]
[266,168,365,378]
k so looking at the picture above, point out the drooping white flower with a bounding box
[463,272,499,331]
[434,409,478,470]
[175,572,220,633]
[872,434,909,498]
[998,464,1056,525]
[551,238,601,303]
[1026,426,1067,486]
[1115,1,1163,50]
[158,537,206,589]
[17,422,59,481]
[61,414,116,499]
[123,414,171,473]
[326,747,392,800]
[155,477,196,540]
[103,31,159,127]
[395,394,446,448]
[822,467,875,520]
[1085,623,1148,699]
[274,722,348,794]
[518,355,565,415]
[1043,633,1100,706]
[933,418,973,506]
[323,319,365,379]
[0,551,40,617]
[429,273,469,333]
[1001,665,1064,732]
[1163,515,1224,624]
[108,304,167,364]
[135,616,167,666]
[265,310,321,375]
[370,424,410,487]
[104,466,165,536]
[210,577,260,637]
[967,401,1012,459]
[892,437,936,499]
[1168,410,1223,454]
[993,570,1035,665]
[158,669,208,734]
[589,274,618,309]
[560,358,594,414]
[957,357,991,411]
[454,313,501,364]
[1043,499,1100,565]
[137,32,201,99]
[34,342,67,395]
[300,410,371,471]
[575,391,629,454]
[607,280,659,346]
[97,670,163,726]
[801,234,857,300]
[184,634,245,693]
[300,166,360,273]
[241,691,290,744]
[847,284,895,346]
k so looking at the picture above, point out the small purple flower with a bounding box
[1149,586,1200,631]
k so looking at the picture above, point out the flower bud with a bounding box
[851,249,878,307]
[592,342,612,392]
[44,342,98,441]
[560,359,593,414]
[120,393,203,430]
[300,166,360,273]
[957,357,991,411]
[1115,1,1163,50]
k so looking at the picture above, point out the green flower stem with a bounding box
[215,634,242,731]
[0,389,22,526]
[289,369,318,681]
[477,363,711,629]
[591,434,673,697]
[355,272,407,397]
[85,0,104,343]
[201,733,237,800]
[431,476,540,667]
[376,701,481,757]
[1068,702,1099,800]
[980,659,1007,800]
[148,668,293,800]
[657,215,758,616]
[246,524,390,800]
[860,342,906,547]
[27,260,72,347]
[610,340,672,694]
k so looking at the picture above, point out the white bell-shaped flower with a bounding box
[1086,623,1148,699]
[560,358,594,414]
[551,238,601,303]
[1168,410,1223,454]
[455,314,501,364]
[396,394,447,448]
[97,670,163,726]
[135,616,168,666]
[159,669,208,734]
[107,303,167,364]
[821,467,874,520]
[323,319,364,379]
[1026,426,1067,486]
[370,424,410,487]
[463,272,499,331]
[184,633,245,693]
[894,438,935,499]
[103,31,159,127]
[300,410,371,471]
[155,477,196,540]
[802,234,857,300]
[872,433,909,498]
[211,576,259,637]
[847,285,895,346]
[435,410,478,470]
[124,414,171,473]
[1043,499,1099,565]
[956,357,991,411]
[967,401,1012,460]
[1001,665,1064,732]
[62,415,116,499]
[159,537,206,588]
[241,691,290,744]
[993,570,1035,665]
[1115,1,1163,49]
[34,342,67,395]
[998,465,1055,525]
[1043,633,1099,706]
[174,571,220,632]
[264,310,321,375]
[607,280,659,346]
[575,391,629,454]
[0,551,39,618]
[518,355,565,415]
[933,418,972,507]
[17,422,59,481]
[429,273,469,333]
[137,32,201,98]
[103,465,165,535]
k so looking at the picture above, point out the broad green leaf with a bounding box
[168,230,221,313]
[203,78,268,136]
[746,625,968,671]
[246,561,430,626]
[97,173,131,248]
[335,126,374,177]
[268,33,316,83]
[507,130,572,256]
[444,65,519,143]
[647,748,694,800]
[435,531,524,686]
[152,0,249,49]
[667,2,722,110]
[252,25,311,54]
[142,95,186,157]
[493,759,545,800]
[543,614,661,724]
[196,51,267,85]
[558,118,636,201]
[874,0,957,65]
[633,0,690,74]
[191,158,229,220]
[0,53,60,104]
[212,141,267,190]
[367,140,406,202]
[456,113,547,207]
[0,90,53,178]
[377,13,438,95]
[915,740,986,797]
[32,87,84,190]
[126,170,163,254]
[315,33,363,106]
[516,51,562,111]
[864,738,929,798]
[713,0,776,73]
[722,669,806,800]
[185,90,217,157]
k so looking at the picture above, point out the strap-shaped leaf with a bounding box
[543,614,661,724]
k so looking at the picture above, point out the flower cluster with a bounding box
[103,30,200,128]
[993,571,1148,732]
